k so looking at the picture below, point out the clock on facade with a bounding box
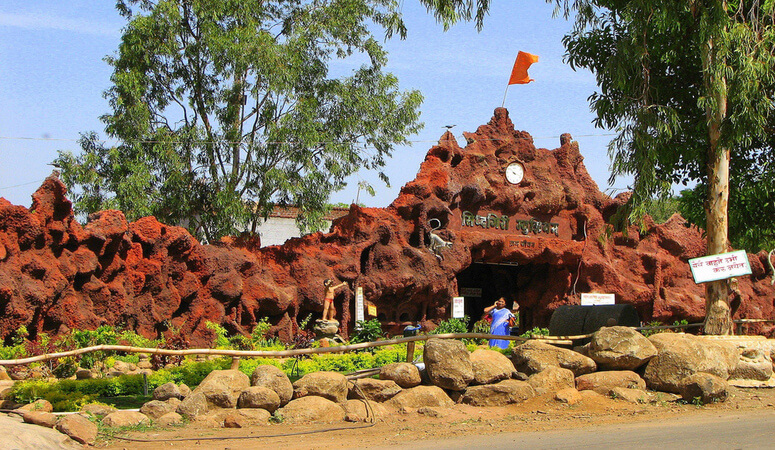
[505,162,525,184]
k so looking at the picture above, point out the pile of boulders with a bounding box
[6,328,775,446]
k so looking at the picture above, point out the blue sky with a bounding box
[0,1,626,211]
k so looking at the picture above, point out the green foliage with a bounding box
[350,319,385,344]
[221,318,283,351]
[640,320,666,338]
[469,319,491,345]
[642,196,683,224]
[69,326,119,369]
[679,171,775,252]
[236,357,284,378]
[520,328,549,339]
[641,319,690,337]
[7,342,420,411]
[10,377,142,411]
[430,316,470,334]
[560,0,775,254]
[51,357,78,379]
[374,344,413,365]
[56,0,423,242]
[160,360,231,387]
[205,322,231,349]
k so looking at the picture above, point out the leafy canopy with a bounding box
[560,0,775,252]
[56,0,424,242]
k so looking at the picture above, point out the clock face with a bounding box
[505,162,524,184]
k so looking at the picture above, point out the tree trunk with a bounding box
[702,34,732,335]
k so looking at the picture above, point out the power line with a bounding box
[0,132,618,147]
[0,179,48,190]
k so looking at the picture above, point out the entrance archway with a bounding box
[456,261,564,331]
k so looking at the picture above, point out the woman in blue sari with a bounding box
[484,297,516,349]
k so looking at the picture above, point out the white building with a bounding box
[255,206,350,247]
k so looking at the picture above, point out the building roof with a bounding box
[267,205,351,221]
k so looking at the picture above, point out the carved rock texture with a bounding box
[1,108,774,346]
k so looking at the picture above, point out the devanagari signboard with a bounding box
[688,250,752,284]
[452,297,465,318]
[581,293,615,306]
[355,287,364,322]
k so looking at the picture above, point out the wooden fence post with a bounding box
[405,341,416,363]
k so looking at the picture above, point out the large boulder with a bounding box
[55,414,98,445]
[575,370,646,394]
[250,365,294,406]
[555,388,583,405]
[176,392,209,419]
[729,348,773,381]
[237,386,281,412]
[343,399,390,422]
[527,366,575,395]
[423,338,474,391]
[643,334,738,393]
[193,369,251,408]
[470,349,516,385]
[276,396,345,423]
[80,403,117,419]
[461,380,535,406]
[610,387,650,404]
[17,399,53,413]
[156,412,184,426]
[293,371,348,403]
[386,385,454,409]
[678,373,729,404]
[102,410,151,428]
[222,409,272,427]
[379,362,422,388]
[511,340,597,376]
[587,326,658,370]
[22,410,57,428]
[348,378,402,402]
[139,400,176,419]
[153,382,184,401]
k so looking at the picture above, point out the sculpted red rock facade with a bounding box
[1,108,773,346]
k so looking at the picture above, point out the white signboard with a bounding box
[581,293,615,306]
[460,287,482,297]
[355,287,364,322]
[452,297,465,318]
[689,250,752,284]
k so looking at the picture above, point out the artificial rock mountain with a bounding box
[1,108,773,346]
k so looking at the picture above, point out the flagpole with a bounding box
[501,85,509,108]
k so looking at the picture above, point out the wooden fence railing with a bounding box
[0,333,581,367]
[0,320,766,367]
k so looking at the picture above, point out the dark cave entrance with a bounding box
[456,262,525,331]
[456,260,558,332]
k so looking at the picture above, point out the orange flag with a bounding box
[508,51,539,85]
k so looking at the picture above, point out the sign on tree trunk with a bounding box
[689,250,751,284]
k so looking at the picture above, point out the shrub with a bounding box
[236,357,284,378]
[430,317,470,334]
[520,327,550,338]
[350,319,385,344]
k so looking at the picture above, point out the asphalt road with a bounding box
[400,410,775,450]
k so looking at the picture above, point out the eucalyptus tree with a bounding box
[56,0,424,242]
[560,0,775,334]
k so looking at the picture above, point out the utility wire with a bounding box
[0,132,618,146]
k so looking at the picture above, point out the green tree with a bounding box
[678,147,775,253]
[56,0,423,242]
[559,0,775,334]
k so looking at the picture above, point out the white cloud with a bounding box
[0,12,120,37]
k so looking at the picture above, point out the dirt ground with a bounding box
[98,386,775,449]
